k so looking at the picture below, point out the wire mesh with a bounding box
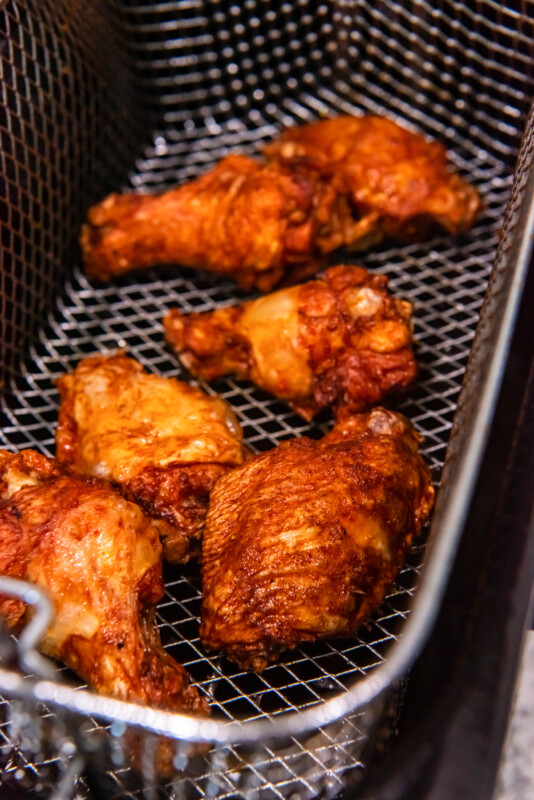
[1,0,534,798]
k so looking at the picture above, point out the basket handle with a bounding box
[0,575,56,679]
[0,576,85,800]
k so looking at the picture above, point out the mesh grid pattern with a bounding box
[0,0,142,382]
[1,0,534,797]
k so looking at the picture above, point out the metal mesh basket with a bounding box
[1,1,534,798]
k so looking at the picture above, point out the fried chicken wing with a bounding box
[81,154,349,290]
[164,265,417,420]
[0,448,208,717]
[200,408,434,671]
[265,115,481,246]
[56,353,246,563]
[81,117,479,290]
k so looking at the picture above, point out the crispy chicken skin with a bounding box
[0,448,208,717]
[81,154,350,291]
[81,116,479,290]
[56,353,246,563]
[200,408,434,671]
[164,265,417,420]
[265,115,481,247]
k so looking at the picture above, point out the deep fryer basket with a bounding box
[1,1,534,798]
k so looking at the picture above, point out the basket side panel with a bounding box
[118,0,534,173]
[0,0,142,381]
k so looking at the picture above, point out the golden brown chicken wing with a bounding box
[56,353,246,563]
[81,154,349,290]
[0,448,208,718]
[164,265,417,421]
[200,408,434,671]
[265,115,481,247]
[81,116,479,290]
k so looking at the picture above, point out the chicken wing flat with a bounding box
[81,154,350,291]
[164,265,417,421]
[265,115,481,247]
[0,448,208,718]
[56,353,246,563]
[81,116,479,291]
[200,408,434,671]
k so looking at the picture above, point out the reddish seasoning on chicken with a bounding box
[200,408,434,672]
[264,114,480,246]
[0,448,208,718]
[164,265,418,421]
[81,115,480,290]
[81,154,350,291]
[55,352,247,563]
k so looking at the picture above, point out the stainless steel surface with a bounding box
[1,1,534,797]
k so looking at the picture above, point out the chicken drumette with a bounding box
[164,265,417,420]
[56,353,246,563]
[0,448,208,717]
[81,154,349,290]
[200,408,434,671]
[81,116,480,290]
